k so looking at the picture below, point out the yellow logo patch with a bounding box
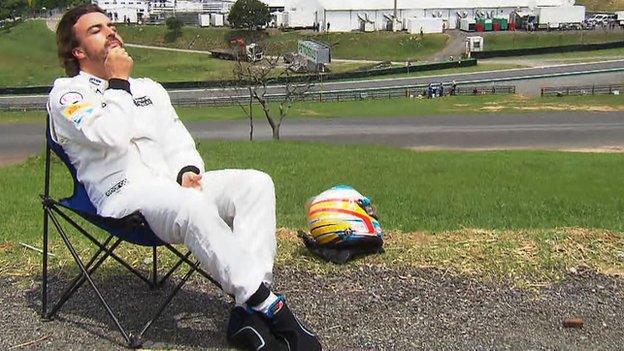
[62,101,94,128]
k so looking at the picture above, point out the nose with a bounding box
[102,25,116,37]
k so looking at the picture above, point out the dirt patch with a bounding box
[480,106,505,111]
[560,146,624,153]
[515,104,622,112]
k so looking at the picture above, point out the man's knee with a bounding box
[245,170,275,194]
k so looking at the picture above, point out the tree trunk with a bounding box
[248,87,254,141]
[272,124,280,140]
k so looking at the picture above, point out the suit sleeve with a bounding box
[48,80,137,153]
[154,82,205,179]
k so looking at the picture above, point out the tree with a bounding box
[0,0,28,21]
[227,0,270,30]
[231,45,313,141]
[164,16,183,42]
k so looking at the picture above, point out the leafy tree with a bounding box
[0,0,28,20]
[227,0,270,30]
[164,16,183,42]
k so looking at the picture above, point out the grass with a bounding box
[155,94,624,122]
[0,20,239,86]
[1,144,624,284]
[576,0,624,12]
[482,47,624,63]
[483,30,624,51]
[118,24,449,61]
[345,62,526,82]
[3,94,624,124]
[0,20,65,86]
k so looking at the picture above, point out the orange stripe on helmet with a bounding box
[308,208,374,233]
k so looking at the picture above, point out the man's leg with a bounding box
[199,170,321,351]
[103,179,267,304]
[199,169,277,288]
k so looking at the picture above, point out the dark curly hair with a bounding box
[56,4,107,77]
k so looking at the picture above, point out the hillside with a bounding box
[576,0,624,12]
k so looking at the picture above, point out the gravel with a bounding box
[1,266,622,350]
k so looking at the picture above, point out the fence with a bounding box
[172,84,517,107]
[541,84,623,96]
[0,59,478,96]
[0,83,517,111]
[472,40,624,59]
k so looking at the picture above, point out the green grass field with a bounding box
[0,20,241,86]
[483,31,624,51]
[576,0,624,12]
[482,47,624,63]
[1,143,623,282]
[3,94,624,124]
[118,24,449,62]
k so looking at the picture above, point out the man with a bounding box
[48,4,321,351]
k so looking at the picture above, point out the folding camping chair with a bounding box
[41,115,222,348]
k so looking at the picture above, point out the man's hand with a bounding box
[181,172,202,190]
[105,47,133,80]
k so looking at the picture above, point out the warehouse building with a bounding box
[263,0,577,32]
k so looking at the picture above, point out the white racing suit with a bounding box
[47,71,276,304]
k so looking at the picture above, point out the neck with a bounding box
[79,61,108,80]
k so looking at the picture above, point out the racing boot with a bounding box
[227,306,288,351]
[265,295,322,351]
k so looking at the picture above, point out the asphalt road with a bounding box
[2,60,624,109]
[3,111,624,165]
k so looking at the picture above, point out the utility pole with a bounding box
[393,0,397,31]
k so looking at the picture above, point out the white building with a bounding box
[262,0,576,31]
[95,0,150,23]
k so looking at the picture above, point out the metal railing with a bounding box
[0,83,517,111]
[541,84,623,96]
[171,84,517,107]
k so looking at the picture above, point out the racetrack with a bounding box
[3,111,624,166]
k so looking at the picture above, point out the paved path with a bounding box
[4,111,624,166]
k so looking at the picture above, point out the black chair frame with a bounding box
[41,117,222,348]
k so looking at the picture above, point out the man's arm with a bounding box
[153,82,205,183]
[48,81,137,151]
[48,47,137,151]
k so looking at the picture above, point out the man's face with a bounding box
[72,12,124,65]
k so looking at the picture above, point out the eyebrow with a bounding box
[85,22,114,32]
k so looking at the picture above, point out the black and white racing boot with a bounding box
[227,306,288,351]
[265,295,322,351]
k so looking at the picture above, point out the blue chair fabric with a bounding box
[46,119,164,247]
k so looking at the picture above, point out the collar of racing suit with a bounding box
[78,71,109,95]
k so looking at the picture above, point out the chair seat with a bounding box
[58,186,165,247]
[47,121,164,247]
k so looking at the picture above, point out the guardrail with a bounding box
[0,59,478,96]
[172,84,516,107]
[541,84,623,96]
[0,83,516,111]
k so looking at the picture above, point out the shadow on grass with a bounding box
[25,266,232,349]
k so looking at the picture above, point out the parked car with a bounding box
[586,13,610,26]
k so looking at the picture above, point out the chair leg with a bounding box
[52,206,153,286]
[165,244,223,291]
[138,261,199,341]
[46,236,121,319]
[151,246,158,289]
[47,210,133,346]
[42,206,50,320]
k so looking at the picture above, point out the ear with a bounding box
[72,47,86,60]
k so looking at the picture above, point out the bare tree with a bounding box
[231,48,314,140]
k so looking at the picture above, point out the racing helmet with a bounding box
[306,185,383,251]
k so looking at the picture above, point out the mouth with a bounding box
[106,39,123,49]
